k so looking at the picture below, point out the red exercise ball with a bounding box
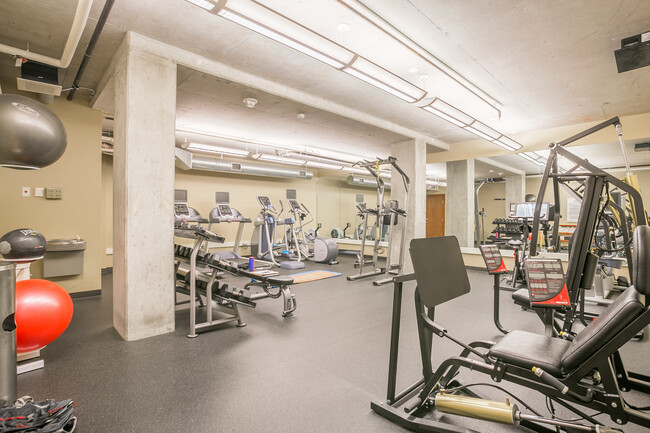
[15,279,73,354]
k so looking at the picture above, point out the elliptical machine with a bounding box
[285,198,338,265]
[250,196,305,270]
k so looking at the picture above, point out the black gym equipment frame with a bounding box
[371,233,650,433]
[528,117,646,334]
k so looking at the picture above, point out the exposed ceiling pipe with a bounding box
[68,0,115,101]
[0,0,93,69]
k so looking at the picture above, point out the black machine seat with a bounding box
[490,226,650,377]
[491,284,646,376]
[488,330,571,376]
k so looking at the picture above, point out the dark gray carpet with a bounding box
[16,256,650,432]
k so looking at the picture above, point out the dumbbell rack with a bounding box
[489,218,523,244]
[175,224,248,337]
[174,223,297,338]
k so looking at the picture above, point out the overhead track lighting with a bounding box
[306,161,343,170]
[255,154,307,165]
[191,0,426,103]
[421,98,522,151]
[337,0,501,116]
[186,142,250,157]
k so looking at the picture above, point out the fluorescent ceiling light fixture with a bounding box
[422,105,466,127]
[421,98,522,151]
[306,161,343,170]
[492,139,518,151]
[464,125,496,142]
[256,154,306,165]
[212,0,425,104]
[215,0,355,69]
[519,152,546,167]
[341,166,368,175]
[187,142,250,156]
[184,0,215,11]
[338,0,500,115]
[342,57,426,103]
[493,136,522,151]
[465,121,500,140]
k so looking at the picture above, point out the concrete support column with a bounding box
[390,138,426,274]
[445,160,475,248]
[505,174,525,215]
[113,35,177,340]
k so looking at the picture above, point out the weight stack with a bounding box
[0,262,17,407]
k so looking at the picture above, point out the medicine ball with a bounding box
[0,229,46,261]
[0,94,67,169]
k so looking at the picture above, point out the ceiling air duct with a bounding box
[177,150,313,180]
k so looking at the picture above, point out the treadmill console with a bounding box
[174,203,190,219]
[218,204,233,217]
[524,258,570,307]
[479,245,507,274]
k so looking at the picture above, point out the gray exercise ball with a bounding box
[0,94,67,170]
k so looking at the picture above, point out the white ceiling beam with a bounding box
[91,32,449,151]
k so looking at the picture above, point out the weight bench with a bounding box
[372,225,650,433]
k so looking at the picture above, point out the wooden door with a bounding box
[426,194,445,237]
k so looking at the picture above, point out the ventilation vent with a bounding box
[299,171,307,178]
[231,163,242,171]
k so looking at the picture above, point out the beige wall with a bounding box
[99,159,396,261]
[101,154,113,268]
[0,84,103,294]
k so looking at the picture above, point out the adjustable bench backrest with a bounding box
[410,236,471,309]
[561,225,650,371]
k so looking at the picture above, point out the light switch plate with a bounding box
[35,187,44,197]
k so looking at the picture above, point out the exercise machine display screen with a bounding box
[258,196,272,208]
[524,258,570,307]
[174,203,190,217]
[288,199,301,211]
[511,202,549,221]
[218,204,233,216]
[479,245,506,274]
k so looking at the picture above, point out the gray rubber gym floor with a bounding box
[16,255,650,432]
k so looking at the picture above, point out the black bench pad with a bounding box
[489,330,571,376]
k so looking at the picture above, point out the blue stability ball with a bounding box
[0,94,67,169]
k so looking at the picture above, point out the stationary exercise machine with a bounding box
[250,196,305,270]
[347,157,409,286]
[207,192,272,270]
[285,197,339,264]
[372,230,650,432]
[528,116,646,334]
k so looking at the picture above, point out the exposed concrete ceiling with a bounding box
[1,0,649,172]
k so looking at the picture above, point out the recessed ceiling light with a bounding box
[337,23,351,32]
[243,97,258,108]
[297,113,306,119]
[419,74,429,80]
[409,67,419,74]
